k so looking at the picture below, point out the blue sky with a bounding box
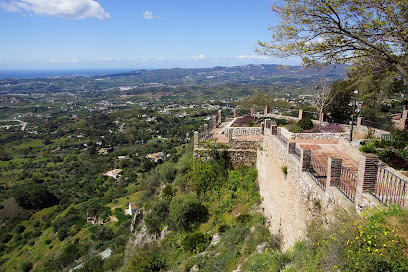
[0,0,299,69]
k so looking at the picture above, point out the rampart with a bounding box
[257,131,352,249]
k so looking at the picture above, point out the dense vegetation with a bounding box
[1,64,408,271]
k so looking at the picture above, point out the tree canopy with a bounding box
[257,0,408,84]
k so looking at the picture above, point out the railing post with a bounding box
[194,131,199,146]
[399,111,407,130]
[357,117,363,127]
[265,119,271,129]
[234,108,239,118]
[227,128,233,143]
[301,149,312,172]
[326,157,342,189]
[218,110,222,125]
[355,153,379,206]
[287,142,296,155]
[271,125,278,135]
[212,115,217,129]
[298,109,303,120]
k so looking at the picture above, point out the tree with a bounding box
[169,193,208,231]
[325,80,353,124]
[257,0,408,84]
[311,77,334,129]
[42,135,51,145]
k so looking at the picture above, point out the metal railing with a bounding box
[361,119,393,132]
[372,162,408,206]
[276,129,288,146]
[307,154,327,190]
[335,162,358,203]
[294,146,301,160]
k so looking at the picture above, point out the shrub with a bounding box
[234,115,255,127]
[359,141,377,153]
[193,159,228,194]
[242,250,291,272]
[162,185,176,201]
[145,200,169,234]
[57,227,70,241]
[288,123,302,133]
[77,255,104,272]
[129,246,166,272]
[297,118,313,130]
[14,225,25,234]
[169,194,208,231]
[92,226,114,242]
[182,232,211,253]
[281,166,288,177]
[0,233,13,243]
[21,261,33,272]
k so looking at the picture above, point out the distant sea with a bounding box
[0,69,139,80]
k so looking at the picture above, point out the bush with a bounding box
[77,255,104,272]
[14,225,25,234]
[14,184,59,210]
[297,118,313,130]
[162,185,176,201]
[92,226,114,242]
[169,194,208,231]
[129,246,166,272]
[182,232,211,253]
[21,261,33,272]
[281,166,288,177]
[242,250,291,272]
[57,227,70,241]
[359,141,377,153]
[0,233,13,243]
[145,200,169,234]
[193,159,228,194]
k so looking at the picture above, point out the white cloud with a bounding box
[237,55,269,60]
[0,0,110,20]
[143,10,160,20]
[99,57,119,62]
[192,54,205,60]
[69,58,80,63]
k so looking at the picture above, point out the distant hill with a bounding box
[0,64,348,95]
[96,64,348,86]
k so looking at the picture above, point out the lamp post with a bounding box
[349,90,359,142]
[402,82,407,113]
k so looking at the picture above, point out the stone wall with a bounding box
[257,135,352,249]
[194,148,257,167]
[278,127,348,140]
[227,140,259,150]
[356,124,390,138]
[228,127,263,136]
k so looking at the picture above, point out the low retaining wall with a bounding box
[194,148,257,167]
[228,127,263,136]
[278,127,348,140]
[356,124,390,138]
[227,140,259,150]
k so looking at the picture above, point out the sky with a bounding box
[0,0,300,69]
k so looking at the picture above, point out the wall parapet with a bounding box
[278,127,348,140]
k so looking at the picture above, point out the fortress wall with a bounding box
[257,135,350,249]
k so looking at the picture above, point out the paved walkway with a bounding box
[296,139,358,175]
